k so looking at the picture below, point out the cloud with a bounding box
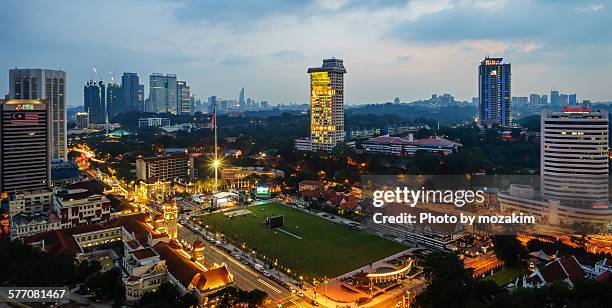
[576,3,604,12]
[1,0,612,105]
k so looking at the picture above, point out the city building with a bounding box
[361,135,461,156]
[177,81,191,115]
[9,69,67,160]
[541,108,609,208]
[53,188,111,228]
[106,80,123,119]
[569,94,577,105]
[239,87,245,112]
[75,112,89,129]
[478,57,511,127]
[122,72,140,112]
[220,166,284,190]
[8,188,54,218]
[136,153,195,181]
[304,58,347,152]
[21,212,233,304]
[362,135,416,156]
[498,108,612,225]
[1,99,51,193]
[84,79,106,124]
[138,84,145,112]
[138,117,170,128]
[149,73,178,114]
[411,137,462,154]
[346,128,381,140]
[551,90,560,106]
[51,159,83,188]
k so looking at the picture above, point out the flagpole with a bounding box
[214,108,218,194]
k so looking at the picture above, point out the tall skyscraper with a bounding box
[208,96,217,114]
[541,108,609,208]
[177,81,191,115]
[529,94,540,105]
[1,99,51,193]
[106,80,122,120]
[121,72,140,112]
[149,73,177,114]
[550,90,560,106]
[569,93,577,105]
[9,69,67,160]
[84,80,106,124]
[239,87,245,112]
[308,58,346,151]
[478,57,511,127]
[137,84,145,112]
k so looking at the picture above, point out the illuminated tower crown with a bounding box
[162,200,178,239]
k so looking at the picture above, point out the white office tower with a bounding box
[541,108,609,209]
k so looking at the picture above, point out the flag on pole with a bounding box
[210,107,216,129]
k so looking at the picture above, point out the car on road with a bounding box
[296,290,304,297]
[262,271,272,277]
[311,300,320,306]
[288,287,296,293]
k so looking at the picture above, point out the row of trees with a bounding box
[416,251,612,307]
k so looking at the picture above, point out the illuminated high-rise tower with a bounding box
[478,57,511,128]
[307,58,346,151]
[9,69,67,161]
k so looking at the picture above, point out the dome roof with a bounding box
[193,240,205,249]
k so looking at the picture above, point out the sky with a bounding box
[1,0,611,107]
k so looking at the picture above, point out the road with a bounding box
[177,224,314,307]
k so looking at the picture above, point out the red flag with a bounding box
[210,108,216,129]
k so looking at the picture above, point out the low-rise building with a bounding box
[362,135,416,156]
[138,117,170,128]
[136,153,195,181]
[298,180,324,192]
[54,188,111,228]
[498,184,612,225]
[22,212,233,305]
[220,166,284,190]
[8,189,54,218]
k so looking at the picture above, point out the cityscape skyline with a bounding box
[2,0,612,107]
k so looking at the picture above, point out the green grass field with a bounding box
[481,266,524,286]
[199,202,405,280]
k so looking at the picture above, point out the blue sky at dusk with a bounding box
[1,0,610,106]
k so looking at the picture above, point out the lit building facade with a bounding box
[177,81,191,115]
[9,69,67,160]
[136,153,195,181]
[0,99,51,193]
[75,112,89,129]
[479,57,511,128]
[541,108,609,208]
[54,188,111,228]
[307,58,346,151]
[149,73,178,114]
[84,80,106,124]
[106,81,123,119]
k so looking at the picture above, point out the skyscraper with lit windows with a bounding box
[478,57,511,128]
[307,58,346,151]
[9,69,66,161]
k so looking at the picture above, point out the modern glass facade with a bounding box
[478,57,511,127]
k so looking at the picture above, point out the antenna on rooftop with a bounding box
[91,67,98,81]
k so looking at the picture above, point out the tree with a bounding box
[492,235,526,267]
